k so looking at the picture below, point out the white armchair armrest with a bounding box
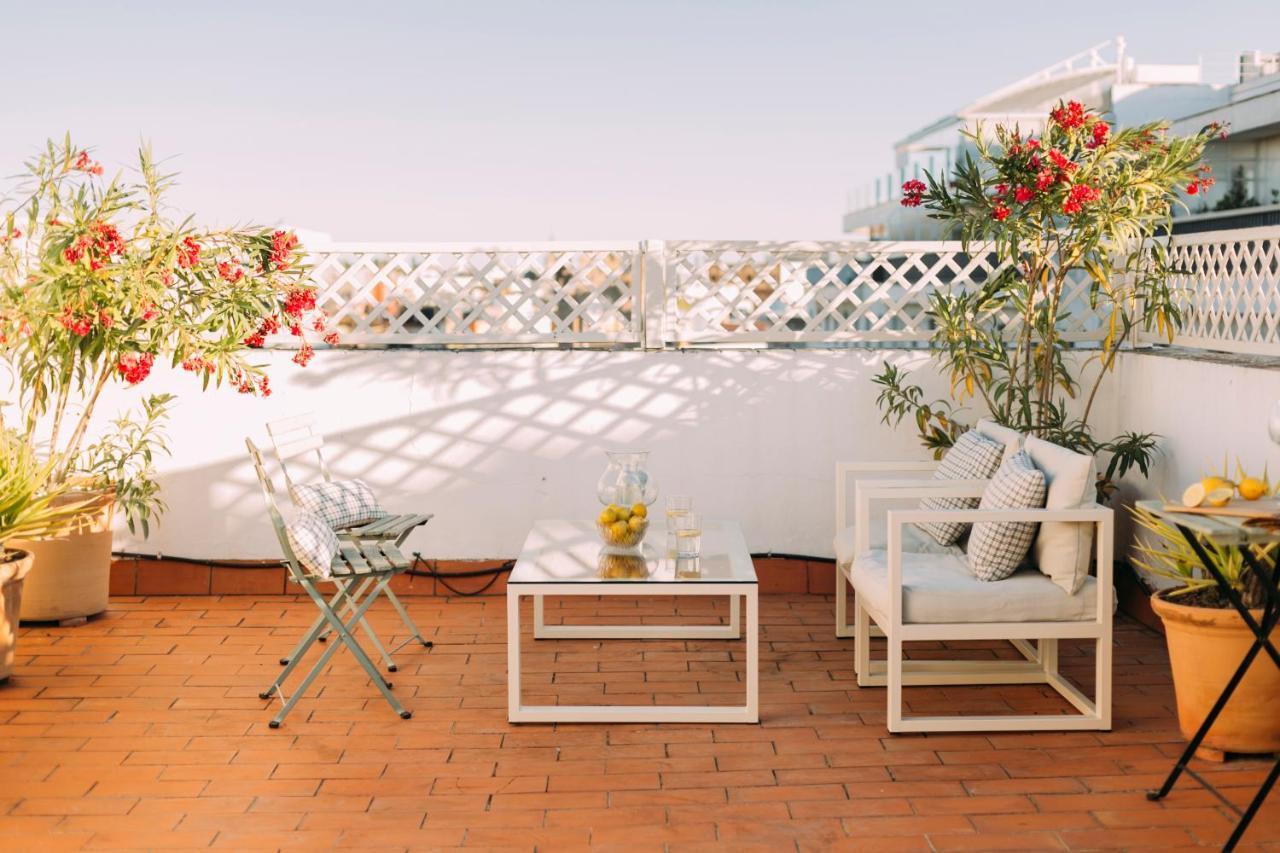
[834,459,939,537]
[852,480,990,553]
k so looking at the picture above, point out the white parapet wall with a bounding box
[102,348,964,561]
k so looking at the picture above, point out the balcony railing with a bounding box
[300,227,1280,357]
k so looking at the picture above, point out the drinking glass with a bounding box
[665,496,692,553]
[674,512,702,558]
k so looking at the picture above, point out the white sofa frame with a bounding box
[852,480,1113,733]
[834,460,940,638]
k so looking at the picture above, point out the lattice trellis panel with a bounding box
[1150,228,1280,356]
[304,244,643,346]
[663,241,1107,345]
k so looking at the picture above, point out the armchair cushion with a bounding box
[851,549,1098,623]
[1025,436,1097,594]
[918,430,1004,546]
[966,451,1047,581]
[834,522,959,567]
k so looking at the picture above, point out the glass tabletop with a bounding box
[509,519,757,584]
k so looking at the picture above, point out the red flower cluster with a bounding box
[269,230,299,270]
[58,307,93,336]
[72,151,104,176]
[1014,185,1036,204]
[181,355,212,373]
[1062,184,1102,215]
[991,203,1011,222]
[217,260,244,283]
[1050,100,1087,130]
[139,302,159,322]
[323,330,340,346]
[1186,164,1216,195]
[176,237,201,269]
[292,343,314,367]
[117,352,154,385]
[900,179,927,208]
[63,221,126,270]
[1085,122,1110,150]
[244,331,266,348]
[98,309,114,329]
[1047,149,1077,174]
[282,286,317,317]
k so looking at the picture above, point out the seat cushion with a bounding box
[1025,436,1097,594]
[290,479,388,529]
[918,430,1005,546]
[851,549,1098,623]
[967,451,1047,581]
[834,522,960,567]
[285,511,339,579]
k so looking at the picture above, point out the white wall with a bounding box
[101,348,961,561]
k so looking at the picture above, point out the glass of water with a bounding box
[674,512,702,558]
[665,496,692,554]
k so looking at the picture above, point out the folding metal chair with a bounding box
[265,414,433,672]
[247,439,413,727]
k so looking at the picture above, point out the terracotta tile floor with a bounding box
[2,592,1278,851]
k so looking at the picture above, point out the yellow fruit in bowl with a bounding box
[599,507,618,525]
[1182,483,1206,507]
[614,505,632,521]
[627,515,645,532]
[609,520,629,541]
[631,503,647,519]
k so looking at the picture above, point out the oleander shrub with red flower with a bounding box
[875,103,1224,497]
[0,137,337,534]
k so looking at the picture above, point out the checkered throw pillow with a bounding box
[966,451,1047,581]
[918,429,1005,546]
[289,479,387,530]
[285,511,339,578]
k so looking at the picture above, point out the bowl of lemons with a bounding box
[597,501,649,548]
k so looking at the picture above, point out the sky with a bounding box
[2,0,1277,242]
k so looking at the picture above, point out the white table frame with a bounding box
[508,582,759,724]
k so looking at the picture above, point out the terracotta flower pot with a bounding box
[1151,591,1280,755]
[0,549,35,682]
[11,491,114,624]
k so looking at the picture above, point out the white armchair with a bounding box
[851,479,1113,733]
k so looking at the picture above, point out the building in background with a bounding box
[843,38,1280,239]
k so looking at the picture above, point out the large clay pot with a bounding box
[1151,592,1280,755]
[1,549,34,682]
[11,492,113,624]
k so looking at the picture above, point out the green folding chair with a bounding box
[247,439,413,728]
[265,414,433,672]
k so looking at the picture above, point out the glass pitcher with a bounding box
[596,450,658,507]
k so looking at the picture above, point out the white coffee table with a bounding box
[507,519,759,724]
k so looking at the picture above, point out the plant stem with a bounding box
[56,362,113,484]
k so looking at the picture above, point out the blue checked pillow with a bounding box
[966,451,1047,581]
[285,511,338,578]
[289,479,387,530]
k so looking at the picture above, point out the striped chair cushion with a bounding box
[290,479,387,530]
[285,511,338,578]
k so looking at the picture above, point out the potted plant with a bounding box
[1130,504,1280,757]
[0,432,93,680]
[874,101,1224,498]
[0,138,336,621]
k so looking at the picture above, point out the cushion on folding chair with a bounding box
[285,511,340,578]
[290,479,387,529]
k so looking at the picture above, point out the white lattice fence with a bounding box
[1142,227,1280,356]
[662,241,1107,345]
[305,243,643,346]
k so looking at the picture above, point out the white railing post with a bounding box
[640,240,667,350]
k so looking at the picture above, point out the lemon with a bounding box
[1239,477,1268,501]
[1182,483,1206,507]
[631,502,647,519]
[614,505,632,521]
[599,507,618,525]
[1202,476,1234,494]
[627,515,645,532]
[609,520,629,542]
[1206,487,1234,508]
